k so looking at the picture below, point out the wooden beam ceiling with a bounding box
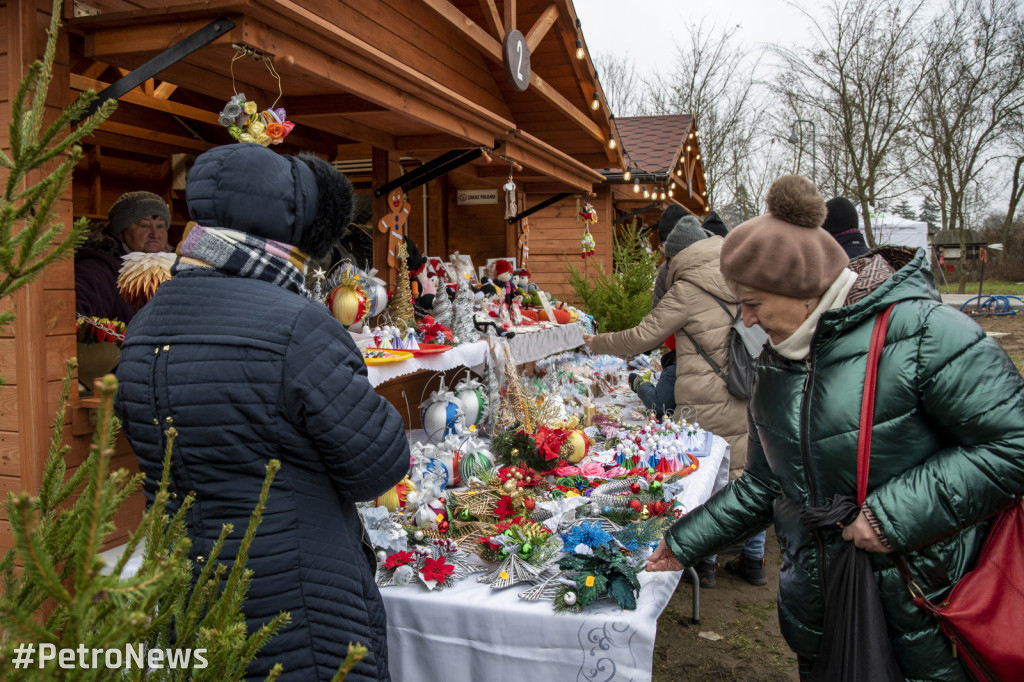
[525,5,559,52]
[478,0,503,39]
[285,94,387,116]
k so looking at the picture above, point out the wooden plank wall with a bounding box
[523,186,614,302]
[444,175,513,272]
[1,0,145,555]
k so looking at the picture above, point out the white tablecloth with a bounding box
[366,341,489,386]
[504,322,585,365]
[383,436,729,682]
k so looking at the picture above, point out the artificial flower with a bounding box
[267,122,285,139]
[534,425,569,461]
[230,93,247,105]
[249,120,266,136]
[495,494,515,521]
[244,100,258,115]
[579,461,607,478]
[227,125,242,139]
[238,132,256,143]
[282,120,296,135]
[554,465,581,477]
[420,556,454,583]
[272,107,287,122]
[383,551,415,570]
[218,113,238,127]
[561,521,614,551]
[255,133,272,146]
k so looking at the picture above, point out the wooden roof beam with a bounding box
[525,5,559,53]
[505,0,517,32]
[285,94,387,116]
[70,73,219,124]
[422,0,603,142]
[478,0,504,39]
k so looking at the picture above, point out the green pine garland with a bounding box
[490,424,545,470]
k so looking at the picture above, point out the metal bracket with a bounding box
[72,17,236,123]
[506,192,572,224]
[374,148,490,197]
[614,201,661,226]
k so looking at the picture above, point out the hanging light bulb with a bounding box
[623,167,632,182]
[608,131,616,149]
[702,190,707,197]
[576,38,584,60]
[676,169,683,177]
[689,132,694,139]
[696,154,701,160]
[668,186,674,197]
[633,178,640,193]
[591,91,600,111]
[660,187,667,200]
[686,144,692,152]
[642,184,649,199]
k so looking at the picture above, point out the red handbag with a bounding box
[861,303,1024,682]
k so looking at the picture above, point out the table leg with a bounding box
[685,566,700,624]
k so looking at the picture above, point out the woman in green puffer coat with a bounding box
[645,175,1024,682]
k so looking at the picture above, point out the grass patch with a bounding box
[736,598,776,620]
[970,280,1024,295]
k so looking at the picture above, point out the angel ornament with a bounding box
[379,188,410,270]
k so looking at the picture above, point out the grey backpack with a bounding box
[682,297,768,401]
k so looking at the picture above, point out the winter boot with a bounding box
[682,559,717,588]
[724,554,767,586]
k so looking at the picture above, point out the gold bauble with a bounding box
[560,429,590,464]
[329,284,369,328]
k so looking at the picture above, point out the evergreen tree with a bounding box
[451,274,477,344]
[388,240,416,331]
[894,199,917,221]
[919,196,941,233]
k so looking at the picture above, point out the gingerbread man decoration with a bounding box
[379,188,410,271]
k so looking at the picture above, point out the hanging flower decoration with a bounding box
[218,93,295,146]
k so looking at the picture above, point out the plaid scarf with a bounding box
[173,223,307,295]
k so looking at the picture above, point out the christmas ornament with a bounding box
[327,282,369,328]
[116,252,175,306]
[379,188,410,271]
[454,377,489,427]
[451,274,478,344]
[457,447,494,483]
[365,276,389,317]
[388,240,416,330]
[560,429,590,464]
[420,390,463,443]
[580,225,596,260]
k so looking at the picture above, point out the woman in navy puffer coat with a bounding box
[116,144,409,681]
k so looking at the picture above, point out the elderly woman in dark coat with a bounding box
[646,175,1024,681]
[116,144,410,681]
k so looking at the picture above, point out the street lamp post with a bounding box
[788,120,816,185]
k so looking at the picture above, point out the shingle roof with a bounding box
[614,115,694,176]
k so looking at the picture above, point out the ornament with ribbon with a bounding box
[420,389,463,444]
[503,162,518,220]
[453,376,489,428]
[325,266,370,328]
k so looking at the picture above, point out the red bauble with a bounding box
[628,499,643,512]
[629,482,641,494]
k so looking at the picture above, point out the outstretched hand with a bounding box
[646,539,685,572]
[582,334,595,348]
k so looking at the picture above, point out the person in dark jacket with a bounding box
[651,204,688,307]
[822,196,870,258]
[75,191,172,323]
[115,144,410,682]
[646,175,1024,681]
[702,210,728,238]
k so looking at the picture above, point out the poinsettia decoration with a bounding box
[420,556,455,584]
[494,495,516,521]
[383,551,416,570]
[533,425,569,462]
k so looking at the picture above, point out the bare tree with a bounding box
[773,0,927,245]
[915,0,1024,291]
[592,53,644,117]
[641,19,762,210]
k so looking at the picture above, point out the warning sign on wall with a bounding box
[456,189,499,205]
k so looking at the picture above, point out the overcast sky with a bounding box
[576,0,814,78]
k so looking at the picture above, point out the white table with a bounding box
[382,436,729,682]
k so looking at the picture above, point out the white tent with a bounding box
[870,212,931,260]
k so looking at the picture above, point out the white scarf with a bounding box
[771,268,858,361]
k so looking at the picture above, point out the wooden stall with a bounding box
[1,0,631,552]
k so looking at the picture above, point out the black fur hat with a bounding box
[296,154,354,259]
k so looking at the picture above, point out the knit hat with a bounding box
[720,175,849,299]
[822,197,860,235]
[657,204,688,242]
[663,215,706,259]
[107,191,171,236]
[702,211,728,238]
[186,144,353,259]
[494,259,514,277]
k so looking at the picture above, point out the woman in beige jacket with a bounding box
[583,220,768,586]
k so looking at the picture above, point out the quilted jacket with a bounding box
[116,269,409,681]
[664,248,1024,681]
[592,237,749,471]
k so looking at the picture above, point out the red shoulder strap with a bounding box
[858,303,898,504]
